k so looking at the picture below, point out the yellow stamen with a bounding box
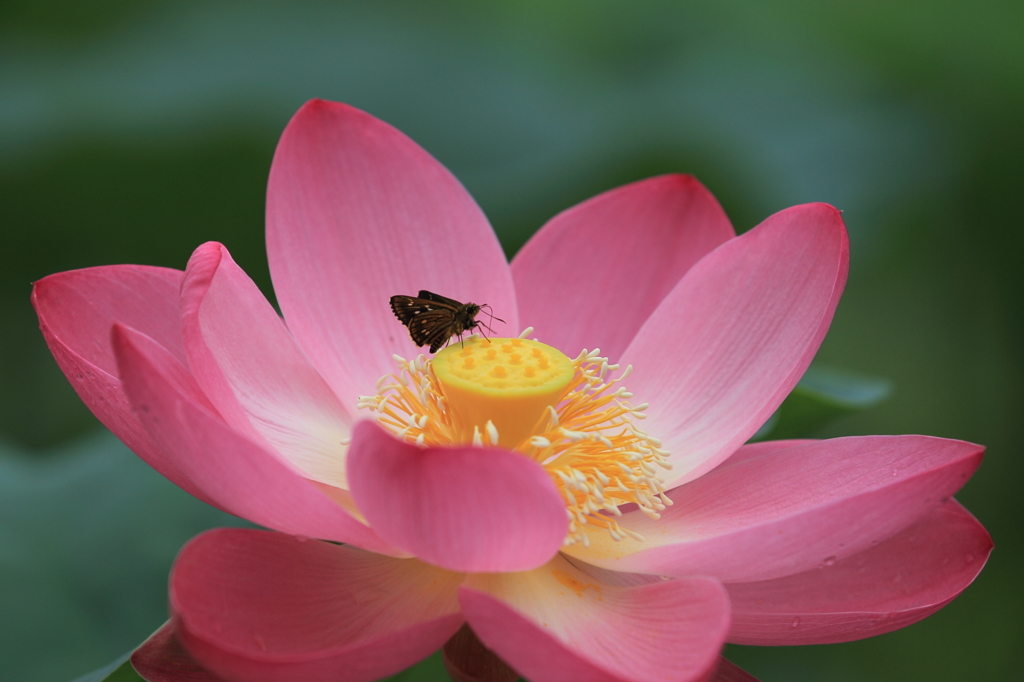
[357,335,670,547]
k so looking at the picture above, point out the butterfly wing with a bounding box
[423,318,459,353]
[416,290,464,307]
[390,295,459,351]
[408,309,458,351]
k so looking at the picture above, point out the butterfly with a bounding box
[389,290,503,353]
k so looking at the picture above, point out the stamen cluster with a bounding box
[357,338,671,547]
[525,349,672,547]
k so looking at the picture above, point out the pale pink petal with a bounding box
[266,99,518,404]
[346,420,566,572]
[171,529,464,682]
[32,266,214,505]
[727,499,992,645]
[708,657,761,682]
[181,242,354,488]
[511,175,734,360]
[622,203,849,487]
[564,436,983,583]
[442,624,519,682]
[132,621,225,682]
[114,324,401,554]
[460,554,729,682]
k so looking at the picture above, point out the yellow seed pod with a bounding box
[432,336,575,447]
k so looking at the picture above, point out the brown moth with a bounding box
[389,290,502,353]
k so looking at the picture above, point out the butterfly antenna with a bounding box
[479,304,505,335]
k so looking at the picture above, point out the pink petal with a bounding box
[511,175,734,360]
[181,242,355,488]
[622,203,849,487]
[114,324,400,554]
[32,266,214,505]
[171,529,464,682]
[708,657,761,682]
[33,265,187,372]
[266,99,518,405]
[132,621,225,682]
[346,420,567,572]
[565,436,983,583]
[459,555,730,682]
[727,499,992,645]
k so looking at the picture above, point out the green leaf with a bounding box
[750,365,892,441]
[0,431,245,682]
[71,655,144,682]
[385,651,451,681]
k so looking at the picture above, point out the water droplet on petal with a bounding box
[791,617,801,628]
[892,468,899,476]
[295,535,309,543]
[965,553,975,563]
[659,575,671,581]
[822,556,836,567]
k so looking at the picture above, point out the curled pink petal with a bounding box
[512,175,734,359]
[566,436,983,582]
[171,529,464,682]
[266,99,518,405]
[32,266,215,505]
[727,499,992,645]
[623,203,849,487]
[114,324,400,553]
[460,555,730,682]
[181,242,354,488]
[346,420,567,572]
[34,265,187,372]
[132,621,225,681]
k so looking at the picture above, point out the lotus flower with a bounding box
[33,100,991,682]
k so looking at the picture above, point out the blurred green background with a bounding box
[2,1,1021,680]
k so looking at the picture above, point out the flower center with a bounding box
[357,330,671,547]
[432,335,576,448]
